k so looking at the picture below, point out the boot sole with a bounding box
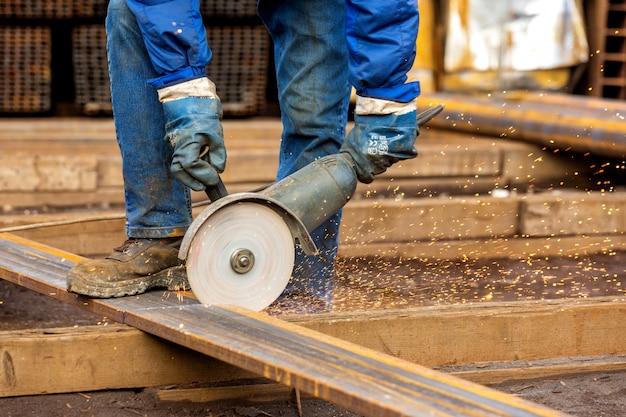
[67,265,190,298]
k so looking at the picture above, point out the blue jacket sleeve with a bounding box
[346,0,420,103]
[125,0,211,87]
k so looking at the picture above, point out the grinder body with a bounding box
[260,152,358,239]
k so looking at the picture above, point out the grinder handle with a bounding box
[205,177,228,202]
[199,144,229,202]
[416,104,445,129]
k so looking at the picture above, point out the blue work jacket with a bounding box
[126,0,420,102]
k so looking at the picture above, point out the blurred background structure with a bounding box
[0,0,269,116]
[0,0,616,117]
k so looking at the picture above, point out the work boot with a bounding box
[66,237,189,298]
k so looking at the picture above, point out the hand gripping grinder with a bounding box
[178,105,444,311]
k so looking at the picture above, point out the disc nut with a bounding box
[231,249,255,274]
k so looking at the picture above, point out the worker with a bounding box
[66,0,421,313]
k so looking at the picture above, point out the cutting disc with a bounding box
[185,202,295,311]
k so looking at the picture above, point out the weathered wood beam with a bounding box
[0,325,254,397]
[293,297,626,368]
[2,312,626,398]
[1,117,597,209]
[155,354,626,403]
[4,190,626,260]
[438,355,626,386]
[155,382,298,404]
[339,234,626,260]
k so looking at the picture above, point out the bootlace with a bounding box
[113,238,141,253]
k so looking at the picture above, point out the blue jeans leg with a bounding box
[258,0,351,304]
[106,0,193,239]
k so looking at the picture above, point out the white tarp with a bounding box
[444,0,589,73]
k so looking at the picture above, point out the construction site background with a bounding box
[0,0,621,117]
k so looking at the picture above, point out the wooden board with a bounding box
[3,323,625,398]
[297,298,626,368]
[156,382,298,404]
[0,233,568,417]
[0,325,255,397]
[438,355,626,386]
[1,117,600,210]
[5,190,626,260]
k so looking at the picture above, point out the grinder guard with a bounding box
[179,192,317,261]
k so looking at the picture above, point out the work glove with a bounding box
[157,77,226,191]
[340,96,418,184]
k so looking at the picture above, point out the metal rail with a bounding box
[0,233,570,417]
[422,91,626,159]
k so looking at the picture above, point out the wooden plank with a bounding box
[0,155,99,192]
[0,212,127,258]
[5,191,626,259]
[0,325,254,397]
[345,190,626,247]
[520,191,626,236]
[3,323,625,399]
[0,118,281,144]
[0,189,125,213]
[156,383,297,403]
[0,233,568,417]
[3,117,600,210]
[156,355,626,402]
[439,355,626,386]
[294,298,626,368]
[341,196,520,244]
[155,357,626,401]
[2,323,624,399]
[338,234,626,260]
[25,135,546,183]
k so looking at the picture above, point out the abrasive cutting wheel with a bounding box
[185,202,295,311]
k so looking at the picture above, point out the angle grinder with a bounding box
[178,104,444,311]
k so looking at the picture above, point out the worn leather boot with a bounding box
[66,237,188,298]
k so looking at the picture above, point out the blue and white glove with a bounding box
[340,96,418,184]
[157,77,226,191]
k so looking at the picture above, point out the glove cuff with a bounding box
[355,95,416,116]
[157,77,219,103]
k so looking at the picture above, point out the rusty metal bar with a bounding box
[0,233,569,417]
[421,92,626,159]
